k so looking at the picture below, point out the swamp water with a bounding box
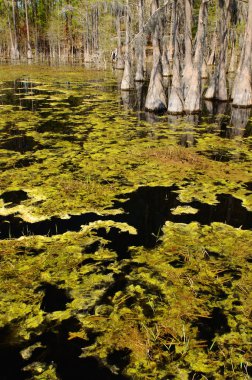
[0,65,251,379]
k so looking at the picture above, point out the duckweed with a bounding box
[0,65,251,379]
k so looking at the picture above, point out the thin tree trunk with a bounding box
[135,0,145,81]
[25,0,33,59]
[116,14,124,69]
[228,34,237,72]
[182,0,193,97]
[11,0,19,59]
[207,27,217,65]
[168,0,176,62]
[184,0,208,113]
[168,2,183,114]
[161,2,170,76]
[145,0,167,111]
[205,0,230,101]
[232,0,252,106]
[85,9,91,62]
[4,0,15,59]
[121,0,134,90]
[162,37,170,76]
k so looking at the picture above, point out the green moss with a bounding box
[0,66,251,378]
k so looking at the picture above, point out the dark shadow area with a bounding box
[244,181,252,192]
[37,119,69,134]
[39,283,72,313]
[0,325,32,380]
[0,187,251,246]
[0,190,29,206]
[35,318,129,380]
[0,318,129,380]
[0,136,39,153]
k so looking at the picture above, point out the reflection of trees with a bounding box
[204,100,227,116]
[120,83,147,117]
[135,82,145,113]
[180,115,197,147]
[167,114,196,147]
[203,100,230,135]
[229,107,251,138]
[121,90,133,111]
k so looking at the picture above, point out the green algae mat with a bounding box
[0,65,251,379]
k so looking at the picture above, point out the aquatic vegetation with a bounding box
[0,66,251,379]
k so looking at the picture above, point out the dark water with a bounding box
[1,187,251,257]
[119,82,252,139]
[0,76,252,379]
[0,80,59,111]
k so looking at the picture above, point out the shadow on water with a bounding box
[0,80,62,111]
[0,135,39,153]
[0,187,251,253]
[1,190,29,206]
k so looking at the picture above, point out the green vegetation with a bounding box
[0,66,251,379]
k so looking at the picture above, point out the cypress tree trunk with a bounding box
[168,0,176,62]
[145,0,167,111]
[135,0,145,81]
[182,0,193,97]
[228,36,237,72]
[121,0,134,90]
[116,14,124,69]
[168,3,183,114]
[24,0,33,59]
[232,0,252,106]
[207,27,217,65]
[205,0,230,101]
[184,0,208,113]
[229,108,251,137]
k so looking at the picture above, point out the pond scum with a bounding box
[0,65,251,379]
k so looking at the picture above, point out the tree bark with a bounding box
[228,37,237,72]
[162,37,170,76]
[168,0,176,62]
[232,0,252,107]
[145,0,167,111]
[207,27,217,65]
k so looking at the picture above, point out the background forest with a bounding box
[0,0,252,111]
